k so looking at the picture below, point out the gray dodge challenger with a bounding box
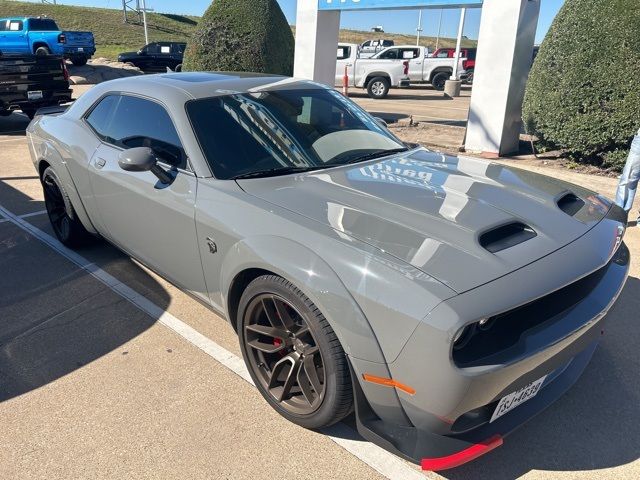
[26,73,630,470]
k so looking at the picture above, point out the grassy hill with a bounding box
[0,0,475,59]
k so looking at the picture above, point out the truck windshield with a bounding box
[186,88,406,180]
[28,19,59,31]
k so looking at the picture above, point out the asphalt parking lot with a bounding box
[349,85,471,127]
[1,106,639,479]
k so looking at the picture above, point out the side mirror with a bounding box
[118,147,172,184]
[373,117,388,129]
[137,49,144,55]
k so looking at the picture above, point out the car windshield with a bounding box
[186,88,407,180]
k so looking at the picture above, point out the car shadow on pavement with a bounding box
[444,276,640,479]
[0,183,170,403]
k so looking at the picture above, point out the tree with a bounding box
[522,0,640,169]
[183,0,294,76]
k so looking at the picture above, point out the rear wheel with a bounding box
[366,76,390,99]
[238,275,353,429]
[42,167,93,248]
[21,108,36,120]
[35,46,50,56]
[71,56,88,67]
[431,71,450,91]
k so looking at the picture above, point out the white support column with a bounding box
[451,8,466,80]
[465,0,541,157]
[293,0,341,87]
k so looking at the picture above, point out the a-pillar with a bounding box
[465,0,541,157]
[293,0,341,87]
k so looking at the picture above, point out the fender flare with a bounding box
[35,141,98,234]
[220,235,387,365]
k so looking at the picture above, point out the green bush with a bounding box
[522,0,640,169]
[182,0,294,75]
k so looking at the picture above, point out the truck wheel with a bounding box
[175,63,183,72]
[366,77,390,99]
[21,108,36,120]
[42,167,94,248]
[465,69,474,85]
[71,56,88,67]
[431,72,449,91]
[35,46,51,56]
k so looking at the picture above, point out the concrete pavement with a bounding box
[0,105,639,480]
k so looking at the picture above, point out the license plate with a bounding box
[490,375,547,423]
[27,91,43,101]
[77,47,84,52]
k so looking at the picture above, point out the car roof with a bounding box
[80,72,324,103]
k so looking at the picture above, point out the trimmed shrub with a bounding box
[183,0,294,76]
[522,0,640,169]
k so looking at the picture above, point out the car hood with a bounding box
[238,149,611,293]
[118,52,137,59]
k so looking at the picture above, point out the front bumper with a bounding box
[350,207,630,470]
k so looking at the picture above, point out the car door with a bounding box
[400,48,422,81]
[2,19,27,53]
[335,45,353,85]
[84,93,208,298]
[136,43,156,71]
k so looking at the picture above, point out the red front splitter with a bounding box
[421,435,503,471]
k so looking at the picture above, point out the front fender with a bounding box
[220,235,387,365]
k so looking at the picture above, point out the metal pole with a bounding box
[451,8,466,80]
[122,0,127,23]
[141,0,149,45]
[435,9,443,51]
[416,10,423,46]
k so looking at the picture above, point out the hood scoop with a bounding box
[479,222,537,253]
[557,192,585,217]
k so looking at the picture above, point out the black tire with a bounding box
[35,46,50,56]
[175,63,182,72]
[431,71,450,91]
[21,108,36,120]
[42,167,94,248]
[238,275,353,429]
[366,76,390,99]
[71,56,88,67]
[464,68,474,85]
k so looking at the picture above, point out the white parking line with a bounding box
[0,202,428,480]
[19,209,48,219]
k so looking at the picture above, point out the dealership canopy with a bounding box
[294,0,541,156]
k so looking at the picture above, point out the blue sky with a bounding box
[19,0,564,44]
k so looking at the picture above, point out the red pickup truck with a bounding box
[432,47,477,83]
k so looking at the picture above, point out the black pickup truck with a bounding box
[0,53,72,119]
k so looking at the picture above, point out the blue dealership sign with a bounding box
[319,0,482,11]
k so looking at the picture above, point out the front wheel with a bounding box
[366,76,390,99]
[42,167,94,248]
[238,275,353,429]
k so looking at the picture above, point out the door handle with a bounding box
[95,158,106,169]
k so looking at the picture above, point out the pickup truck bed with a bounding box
[0,54,72,119]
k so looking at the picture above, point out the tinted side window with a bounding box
[28,19,59,31]
[337,46,351,60]
[145,43,160,54]
[379,49,399,59]
[86,95,119,140]
[87,95,187,169]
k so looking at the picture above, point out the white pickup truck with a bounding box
[369,45,467,90]
[335,43,410,99]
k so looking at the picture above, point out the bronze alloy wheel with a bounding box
[243,293,326,415]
